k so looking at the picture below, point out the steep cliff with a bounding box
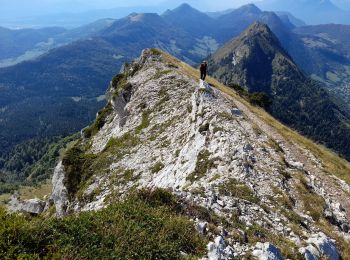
[51,49,350,259]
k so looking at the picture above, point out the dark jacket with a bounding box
[200,63,207,72]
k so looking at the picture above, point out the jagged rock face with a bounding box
[52,49,350,258]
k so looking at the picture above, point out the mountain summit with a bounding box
[162,3,215,37]
[209,22,350,161]
[210,22,300,93]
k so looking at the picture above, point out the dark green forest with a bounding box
[0,134,78,195]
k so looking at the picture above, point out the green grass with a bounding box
[62,143,97,197]
[267,138,284,153]
[156,86,170,109]
[122,169,136,182]
[153,69,172,80]
[0,189,207,259]
[218,111,234,121]
[245,224,303,259]
[150,48,162,55]
[62,132,140,198]
[105,132,140,151]
[135,110,151,134]
[270,187,303,224]
[151,162,165,174]
[111,73,130,92]
[296,175,326,221]
[218,178,258,203]
[229,212,303,259]
[186,150,216,182]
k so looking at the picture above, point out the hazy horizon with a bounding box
[1,0,350,28]
[0,0,255,18]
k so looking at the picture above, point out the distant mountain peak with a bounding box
[210,22,297,91]
[239,22,287,54]
[257,0,347,24]
[121,12,166,26]
[235,3,262,14]
[164,2,204,16]
[175,3,194,11]
[161,2,214,37]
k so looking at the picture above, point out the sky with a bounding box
[1,0,349,17]
[0,0,349,28]
[0,0,254,16]
[0,0,257,27]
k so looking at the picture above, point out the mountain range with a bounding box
[0,3,350,190]
[0,19,116,68]
[293,24,350,102]
[257,0,350,25]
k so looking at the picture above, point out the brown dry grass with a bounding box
[0,181,52,206]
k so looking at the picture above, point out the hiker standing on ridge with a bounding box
[200,61,208,80]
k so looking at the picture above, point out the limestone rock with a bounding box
[305,233,340,260]
[231,108,243,117]
[50,161,69,218]
[8,196,46,215]
[195,220,208,234]
[206,235,233,260]
[252,242,284,260]
[299,244,320,260]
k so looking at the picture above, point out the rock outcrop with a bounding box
[8,196,46,215]
[299,233,340,260]
[252,242,284,260]
[49,49,350,258]
[49,161,69,218]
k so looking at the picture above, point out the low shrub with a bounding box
[249,92,272,108]
[62,144,96,197]
[228,83,272,109]
[83,103,113,138]
[0,189,206,259]
[218,178,258,203]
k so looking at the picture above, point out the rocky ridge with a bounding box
[49,49,350,259]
